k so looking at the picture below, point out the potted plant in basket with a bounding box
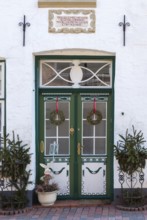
[114,125,147,207]
[35,163,59,206]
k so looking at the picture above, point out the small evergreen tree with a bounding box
[0,131,32,209]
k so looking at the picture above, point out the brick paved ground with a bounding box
[0,205,147,220]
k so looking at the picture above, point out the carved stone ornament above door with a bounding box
[38,0,96,8]
[49,10,95,33]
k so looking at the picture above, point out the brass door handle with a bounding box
[77,143,84,155]
[40,140,44,153]
[70,127,74,136]
[77,142,81,155]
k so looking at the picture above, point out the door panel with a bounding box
[39,92,112,199]
[80,96,107,196]
[81,159,106,195]
[45,158,70,196]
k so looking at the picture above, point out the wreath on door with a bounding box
[87,98,102,125]
[87,110,102,125]
[49,110,65,126]
[49,97,65,126]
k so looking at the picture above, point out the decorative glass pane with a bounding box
[83,102,106,118]
[96,103,106,118]
[59,102,69,118]
[40,60,112,88]
[41,62,72,87]
[46,138,56,155]
[46,102,54,118]
[95,138,106,154]
[79,62,111,87]
[46,101,69,118]
[83,138,93,154]
[46,120,56,136]
[45,138,69,155]
[58,138,69,154]
[83,102,91,118]
[95,121,106,136]
[58,120,69,136]
[83,120,93,136]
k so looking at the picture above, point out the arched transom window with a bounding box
[40,60,112,88]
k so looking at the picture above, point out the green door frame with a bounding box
[35,55,115,200]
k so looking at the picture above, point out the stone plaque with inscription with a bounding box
[49,10,95,33]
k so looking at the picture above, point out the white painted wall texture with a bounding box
[0,0,147,190]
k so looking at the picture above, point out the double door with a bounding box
[38,92,113,199]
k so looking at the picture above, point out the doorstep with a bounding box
[34,199,111,208]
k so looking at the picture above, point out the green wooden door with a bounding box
[38,92,113,199]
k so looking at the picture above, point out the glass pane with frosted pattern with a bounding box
[46,102,55,119]
[46,120,56,136]
[96,103,106,119]
[41,60,112,88]
[83,102,106,119]
[83,138,93,155]
[95,138,106,154]
[58,120,69,136]
[45,138,69,155]
[95,120,106,136]
[83,120,93,136]
[59,102,69,118]
[46,101,69,118]
[45,138,56,155]
[79,62,111,87]
[42,62,72,86]
[58,138,69,155]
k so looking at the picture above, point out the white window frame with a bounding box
[0,62,4,98]
[0,61,5,143]
[0,101,4,138]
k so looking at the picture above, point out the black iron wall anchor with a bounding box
[119,15,130,46]
[18,15,30,46]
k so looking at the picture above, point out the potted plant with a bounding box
[114,125,147,206]
[0,131,32,212]
[35,163,59,206]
